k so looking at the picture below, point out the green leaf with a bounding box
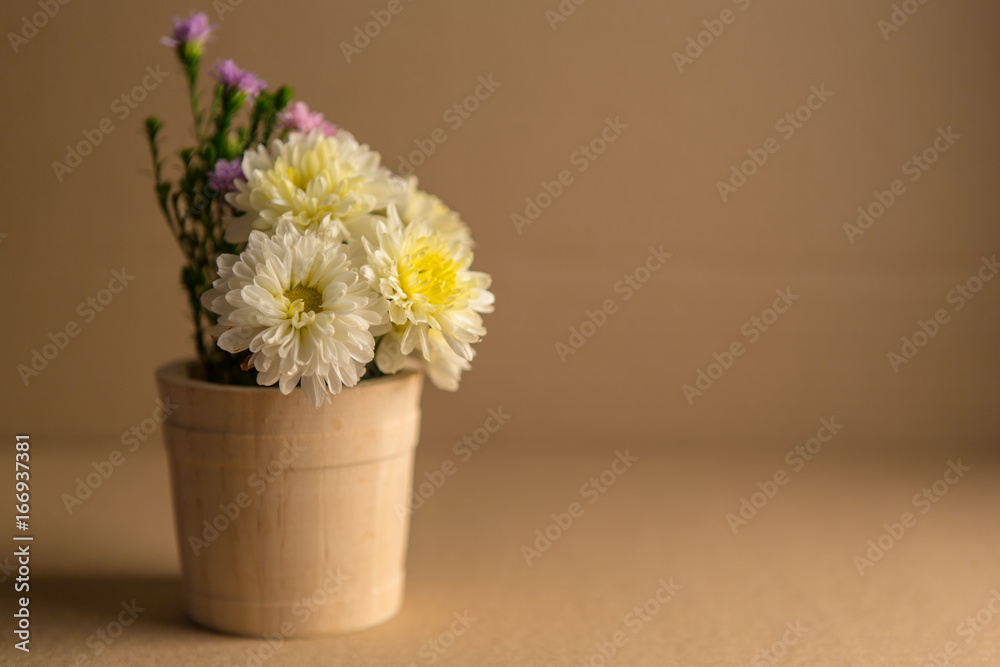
[144,116,163,139]
[273,86,293,112]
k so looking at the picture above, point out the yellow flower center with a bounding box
[285,284,323,314]
[285,166,311,191]
[400,244,459,306]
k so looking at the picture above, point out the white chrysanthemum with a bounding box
[225,129,406,243]
[400,176,472,245]
[361,206,493,390]
[338,178,471,263]
[376,327,472,391]
[202,221,388,407]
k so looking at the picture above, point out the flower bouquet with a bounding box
[148,12,493,403]
[147,12,493,636]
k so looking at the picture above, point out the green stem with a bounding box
[182,51,203,144]
[185,268,209,368]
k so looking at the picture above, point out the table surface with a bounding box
[3,435,999,666]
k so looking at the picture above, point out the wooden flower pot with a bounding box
[155,360,423,637]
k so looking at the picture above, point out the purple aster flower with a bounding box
[209,158,244,194]
[277,101,337,137]
[161,12,214,49]
[212,59,267,99]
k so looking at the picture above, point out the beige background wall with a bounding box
[1,0,998,455]
[1,3,999,665]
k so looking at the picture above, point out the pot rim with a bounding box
[155,358,422,395]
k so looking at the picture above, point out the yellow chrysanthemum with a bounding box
[361,206,493,389]
[225,129,406,243]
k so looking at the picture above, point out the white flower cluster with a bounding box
[202,129,494,407]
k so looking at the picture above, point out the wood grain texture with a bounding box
[155,360,424,637]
